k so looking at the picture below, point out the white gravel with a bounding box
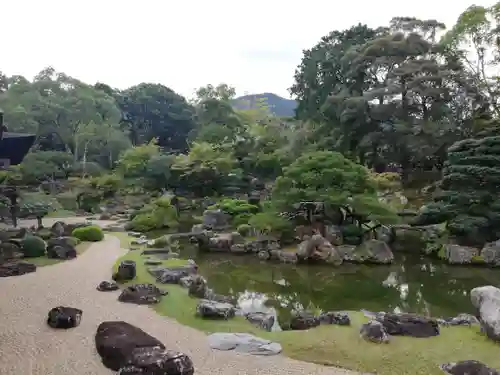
[0,219,366,375]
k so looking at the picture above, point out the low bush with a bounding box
[72,225,104,242]
[237,224,251,236]
[21,235,46,257]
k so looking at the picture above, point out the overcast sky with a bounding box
[2,0,492,99]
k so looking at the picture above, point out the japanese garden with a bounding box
[2,6,500,375]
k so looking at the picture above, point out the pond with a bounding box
[175,242,499,319]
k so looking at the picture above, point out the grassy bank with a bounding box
[29,242,93,267]
[110,233,500,375]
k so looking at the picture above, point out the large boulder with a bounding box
[0,241,23,262]
[188,275,208,298]
[119,347,194,375]
[351,239,394,264]
[245,312,275,332]
[196,300,236,319]
[377,313,439,338]
[118,284,167,305]
[0,260,36,277]
[481,240,500,266]
[296,234,342,265]
[443,244,479,265]
[95,321,163,371]
[47,306,82,329]
[471,285,500,341]
[97,281,119,292]
[202,209,230,231]
[51,221,89,237]
[440,360,500,375]
[360,320,390,344]
[46,237,77,260]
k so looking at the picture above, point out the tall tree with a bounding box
[117,83,196,151]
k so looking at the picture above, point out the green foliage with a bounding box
[248,211,293,236]
[19,151,73,184]
[21,235,46,257]
[77,191,103,213]
[414,135,500,246]
[212,198,259,217]
[91,173,122,197]
[236,224,251,236]
[71,225,104,242]
[272,151,398,224]
[127,196,179,232]
[117,141,161,179]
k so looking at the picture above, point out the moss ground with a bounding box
[109,233,500,375]
[28,242,93,267]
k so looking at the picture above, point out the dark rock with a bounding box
[46,239,77,260]
[47,306,82,329]
[188,275,208,298]
[440,360,500,375]
[118,284,167,305]
[318,311,351,326]
[196,299,235,319]
[0,260,36,277]
[245,312,275,331]
[360,320,390,343]
[179,275,197,288]
[207,332,282,356]
[289,311,320,330]
[378,313,440,338]
[95,321,165,371]
[113,260,137,282]
[97,281,119,292]
[0,241,23,261]
[149,263,197,284]
[118,347,194,375]
[156,268,192,284]
[50,221,66,237]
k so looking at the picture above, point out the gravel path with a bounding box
[0,223,365,375]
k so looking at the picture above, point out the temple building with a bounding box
[0,110,36,168]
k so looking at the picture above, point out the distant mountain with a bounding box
[232,93,297,117]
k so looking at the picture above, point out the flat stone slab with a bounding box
[207,332,282,356]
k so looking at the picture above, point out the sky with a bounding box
[2,0,494,99]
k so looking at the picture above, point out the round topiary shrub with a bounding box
[72,225,104,242]
[237,224,251,236]
[21,236,47,257]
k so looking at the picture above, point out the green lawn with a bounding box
[110,233,500,375]
[28,242,93,267]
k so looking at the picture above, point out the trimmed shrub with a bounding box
[21,236,46,257]
[72,225,104,242]
[237,224,251,236]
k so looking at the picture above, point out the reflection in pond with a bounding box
[178,242,500,318]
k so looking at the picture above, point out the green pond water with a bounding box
[173,243,499,318]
